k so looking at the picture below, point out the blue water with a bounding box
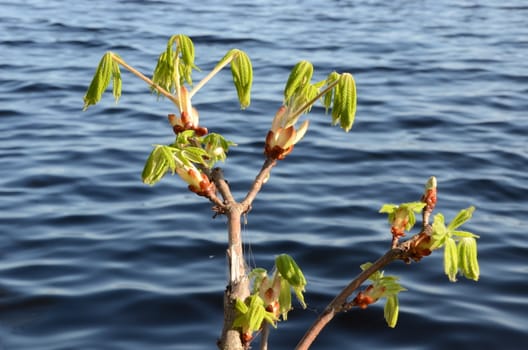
[1,0,527,349]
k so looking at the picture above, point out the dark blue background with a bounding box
[1,0,527,349]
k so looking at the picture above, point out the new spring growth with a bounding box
[168,86,208,136]
[234,254,307,344]
[265,61,357,160]
[379,202,427,238]
[353,263,406,328]
[141,131,234,195]
[141,143,215,196]
[430,206,480,282]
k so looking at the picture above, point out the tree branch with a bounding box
[296,180,437,350]
[212,168,250,350]
[240,157,276,212]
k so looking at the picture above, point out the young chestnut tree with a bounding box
[84,34,480,350]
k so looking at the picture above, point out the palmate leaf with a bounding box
[323,71,340,113]
[284,60,314,103]
[384,295,400,328]
[152,34,200,95]
[444,237,459,282]
[448,206,476,231]
[142,145,174,185]
[458,237,480,281]
[230,50,253,109]
[332,73,357,132]
[83,52,122,110]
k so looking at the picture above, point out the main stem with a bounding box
[213,158,277,350]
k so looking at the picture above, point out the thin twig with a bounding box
[295,248,403,350]
[260,323,270,350]
[240,157,276,212]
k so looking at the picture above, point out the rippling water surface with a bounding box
[1,0,527,349]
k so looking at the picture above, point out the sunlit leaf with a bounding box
[275,254,306,288]
[458,237,479,281]
[230,50,253,109]
[444,237,458,282]
[279,278,292,320]
[142,145,172,185]
[83,52,116,110]
[284,61,314,103]
[275,254,307,310]
[452,230,480,239]
[384,295,399,328]
[332,73,357,132]
[323,71,340,113]
[430,213,447,250]
[448,206,476,231]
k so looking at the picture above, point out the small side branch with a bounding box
[296,180,438,350]
[295,248,402,350]
[240,157,276,212]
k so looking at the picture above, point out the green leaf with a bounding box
[152,34,200,95]
[152,50,176,94]
[234,298,249,314]
[83,52,116,110]
[279,278,292,320]
[323,71,340,113]
[402,201,427,213]
[275,254,307,309]
[444,237,458,282]
[452,230,480,239]
[379,204,397,214]
[361,262,382,282]
[284,61,314,103]
[249,268,268,293]
[111,60,122,103]
[142,145,172,185]
[230,50,253,109]
[247,295,265,332]
[180,146,209,166]
[430,213,448,250]
[275,254,306,288]
[202,133,236,165]
[448,206,475,231]
[332,73,357,132]
[458,237,479,281]
[384,295,400,328]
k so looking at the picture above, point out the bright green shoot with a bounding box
[430,206,480,282]
[83,34,253,112]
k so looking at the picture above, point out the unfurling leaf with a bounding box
[448,206,476,231]
[230,50,253,109]
[233,295,277,334]
[111,60,122,103]
[275,254,306,288]
[284,60,314,103]
[458,237,480,281]
[152,34,200,95]
[332,73,357,132]
[142,145,174,185]
[275,254,307,309]
[202,133,236,166]
[384,295,400,328]
[323,71,340,113]
[444,237,459,282]
[83,52,122,110]
[279,278,292,320]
